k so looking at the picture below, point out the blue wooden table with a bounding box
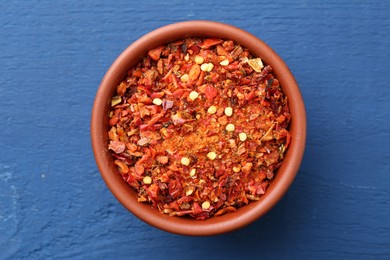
[1,1,389,259]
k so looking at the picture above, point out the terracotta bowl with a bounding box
[91,20,306,236]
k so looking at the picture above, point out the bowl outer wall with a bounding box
[91,20,306,236]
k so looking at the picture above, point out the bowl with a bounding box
[91,20,306,236]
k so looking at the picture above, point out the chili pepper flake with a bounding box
[247,58,264,72]
[114,160,129,173]
[204,84,218,100]
[108,140,125,153]
[111,96,122,106]
[148,46,165,61]
[107,38,291,220]
[162,100,174,110]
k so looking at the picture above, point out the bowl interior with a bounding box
[91,21,306,236]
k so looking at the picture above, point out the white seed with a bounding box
[143,176,152,184]
[181,157,190,166]
[180,74,189,82]
[200,63,214,72]
[200,63,209,72]
[224,107,233,117]
[220,59,229,66]
[152,98,162,105]
[239,132,247,141]
[190,168,196,177]
[206,63,214,72]
[207,105,217,114]
[207,152,217,160]
[233,165,241,173]
[195,56,204,64]
[202,201,210,209]
[186,187,195,196]
[226,123,235,132]
[189,91,199,101]
[184,53,189,61]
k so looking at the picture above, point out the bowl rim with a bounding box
[91,20,306,236]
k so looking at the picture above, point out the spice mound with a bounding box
[108,38,291,220]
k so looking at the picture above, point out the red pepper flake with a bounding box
[201,38,224,49]
[156,156,169,165]
[108,140,125,153]
[107,38,291,220]
[148,46,165,61]
[204,84,218,101]
[162,100,174,110]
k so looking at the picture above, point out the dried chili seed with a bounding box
[186,186,195,196]
[239,132,247,142]
[152,98,163,105]
[195,56,204,64]
[189,91,199,101]
[232,165,241,173]
[107,38,291,220]
[190,168,196,177]
[207,152,217,160]
[200,63,214,72]
[219,60,229,66]
[143,176,152,184]
[225,123,235,132]
[202,201,211,210]
[181,157,190,166]
[207,105,217,114]
[180,74,190,82]
[224,107,233,117]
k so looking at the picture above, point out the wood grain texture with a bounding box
[1,0,389,259]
